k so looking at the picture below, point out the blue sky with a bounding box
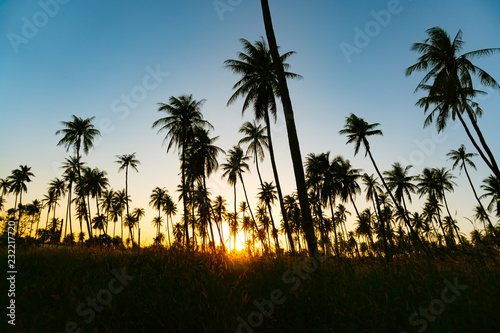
[1,0,499,244]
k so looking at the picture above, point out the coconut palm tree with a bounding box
[305,152,333,254]
[481,175,500,217]
[132,207,145,246]
[238,121,268,188]
[212,195,227,251]
[56,115,101,237]
[406,27,500,180]
[152,216,164,240]
[259,0,317,257]
[163,193,176,248]
[0,177,12,202]
[258,181,280,251]
[188,127,224,251]
[447,145,495,231]
[384,163,416,220]
[61,156,83,238]
[152,95,212,248]
[113,189,129,240]
[9,165,35,236]
[99,189,115,235]
[222,146,266,251]
[339,113,425,252]
[361,173,390,259]
[416,168,450,246]
[150,187,167,227]
[115,153,140,218]
[225,37,302,254]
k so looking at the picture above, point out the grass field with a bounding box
[1,245,499,333]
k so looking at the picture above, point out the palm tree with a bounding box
[225,37,301,254]
[259,0,317,257]
[406,27,500,180]
[416,168,450,246]
[188,127,224,251]
[132,207,145,246]
[481,175,500,217]
[222,146,266,251]
[113,189,129,240]
[151,216,164,240]
[56,115,101,238]
[384,163,416,221]
[238,121,268,188]
[99,189,115,235]
[212,195,227,251]
[115,153,140,217]
[152,95,212,248]
[258,181,280,251]
[0,177,12,202]
[305,152,333,255]
[150,187,167,229]
[42,190,58,231]
[9,165,35,236]
[61,156,83,238]
[48,177,66,239]
[82,167,109,236]
[447,145,496,232]
[163,193,177,248]
[361,173,389,258]
[340,113,425,253]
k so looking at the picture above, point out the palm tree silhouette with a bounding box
[225,37,301,254]
[406,27,500,180]
[9,165,35,236]
[152,95,212,248]
[259,0,317,256]
[340,113,426,253]
[115,153,140,219]
[222,146,266,252]
[56,115,100,239]
[481,175,500,217]
[258,181,280,251]
[150,187,167,239]
[447,145,497,237]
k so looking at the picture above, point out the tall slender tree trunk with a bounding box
[263,111,295,253]
[454,107,497,177]
[441,193,462,244]
[181,144,190,248]
[373,190,391,261]
[260,0,317,257]
[463,163,498,238]
[328,197,339,256]
[365,142,427,252]
[462,98,500,180]
[239,174,268,252]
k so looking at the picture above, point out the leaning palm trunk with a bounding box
[260,0,317,257]
[263,111,294,253]
[462,98,500,180]
[181,144,190,248]
[463,163,498,239]
[364,141,427,253]
[373,190,391,261]
[239,174,268,252]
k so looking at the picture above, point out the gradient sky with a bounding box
[1,0,499,245]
